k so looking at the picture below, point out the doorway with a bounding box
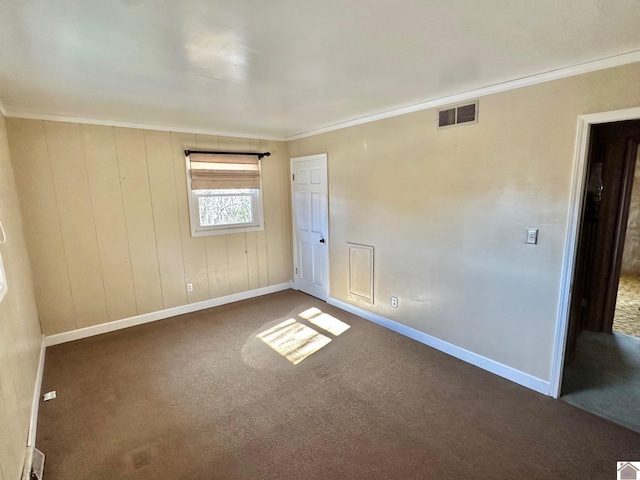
[565,120,640,351]
[560,119,640,432]
[613,156,640,339]
[290,154,329,301]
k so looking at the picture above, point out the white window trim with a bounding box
[185,155,265,237]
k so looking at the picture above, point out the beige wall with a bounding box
[4,61,640,393]
[288,62,640,381]
[0,114,42,480]
[7,120,292,335]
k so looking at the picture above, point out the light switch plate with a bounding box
[526,228,539,245]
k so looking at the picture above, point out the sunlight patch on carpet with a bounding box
[308,313,350,336]
[299,307,350,336]
[257,318,331,365]
[299,307,322,320]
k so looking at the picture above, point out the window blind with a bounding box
[188,154,260,190]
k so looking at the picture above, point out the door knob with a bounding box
[319,238,325,243]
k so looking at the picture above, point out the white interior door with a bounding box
[291,154,329,300]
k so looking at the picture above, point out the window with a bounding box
[185,153,264,236]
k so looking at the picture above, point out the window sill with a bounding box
[190,223,264,237]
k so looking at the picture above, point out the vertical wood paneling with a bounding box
[205,235,230,297]
[114,127,164,314]
[0,350,19,480]
[173,132,209,303]
[279,142,294,283]
[227,232,249,294]
[217,134,248,151]
[46,122,109,328]
[245,139,261,289]
[0,389,13,479]
[256,139,270,287]
[7,119,76,334]
[246,231,260,290]
[145,130,186,308]
[8,118,292,335]
[0,288,27,474]
[82,125,137,321]
[1,114,47,480]
[263,140,292,284]
[256,229,269,287]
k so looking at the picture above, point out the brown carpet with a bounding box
[37,290,640,480]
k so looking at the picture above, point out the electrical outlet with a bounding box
[186,283,194,292]
[526,228,539,245]
[391,296,398,308]
[43,391,56,401]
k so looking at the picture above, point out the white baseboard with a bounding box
[328,297,551,396]
[22,335,46,480]
[46,282,292,347]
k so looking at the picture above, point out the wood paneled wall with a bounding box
[7,119,292,335]
[0,114,42,480]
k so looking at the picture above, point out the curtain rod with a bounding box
[184,150,271,159]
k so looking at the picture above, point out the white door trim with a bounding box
[290,153,330,300]
[549,106,640,398]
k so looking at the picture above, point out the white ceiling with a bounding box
[1,0,640,140]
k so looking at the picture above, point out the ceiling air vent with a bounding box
[437,101,478,128]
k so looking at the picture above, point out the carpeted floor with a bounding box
[37,290,640,480]
[562,330,640,433]
[613,274,640,338]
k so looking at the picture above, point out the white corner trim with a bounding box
[4,109,284,142]
[285,50,640,141]
[27,336,46,447]
[328,297,551,396]
[548,117,591,399]
[22,335,46,480]
[548,106,640,399]
[45,282,292,346]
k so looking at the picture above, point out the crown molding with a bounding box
[285,50,640,141]
[3,110,285,141]
[4,50,640,143]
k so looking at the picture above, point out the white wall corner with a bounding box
[45,282,293,346]
[327,297,551,396]
[0,98,7,117]
[22,335,46,480]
